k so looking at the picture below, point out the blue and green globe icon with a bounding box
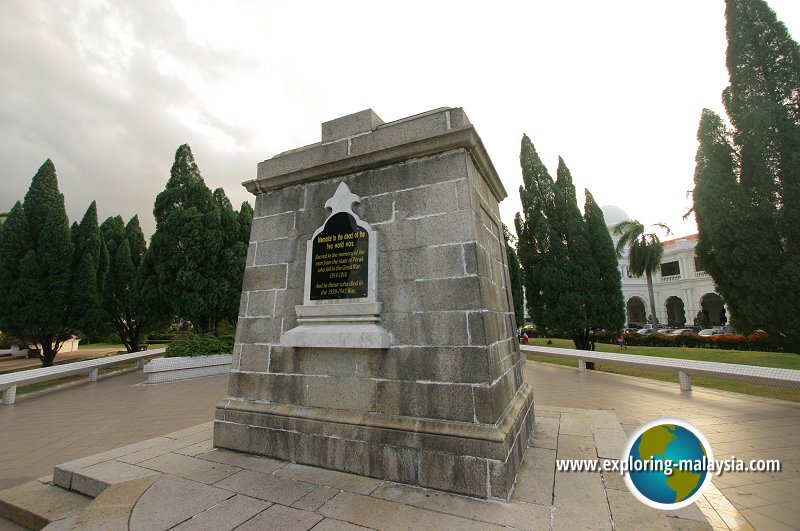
[623,418,714,510]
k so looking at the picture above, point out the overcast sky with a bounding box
[2,1,798,239]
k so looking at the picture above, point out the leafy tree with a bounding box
[503,224,525,327]
[612,220,672,327]
[515,136,624,350]
[147,145,249,333]
[692,0,800,350]
[0,160,101,366]
[0,212,7,225]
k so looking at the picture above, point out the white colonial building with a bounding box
[601,206,727,328]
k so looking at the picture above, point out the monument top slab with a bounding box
[245,107,507,202]
[321,109,384,143]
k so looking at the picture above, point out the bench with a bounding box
[521,345,800,391]
[0,348,167,405]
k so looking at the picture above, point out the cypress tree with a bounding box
[101,215,159,352]
[584,190,625,334]
[553,158,595,350]
[70,201,109,339]
[503,224,525,327]
[147,144,247,333]
[515,136,624,350]
[125,216,147,268]
[100,216,127,264]
[149,144,216,331]
[0,161,85,366]
[0,203,34,337]
[212,188,247,327]
[514,135,560,331]
[515,137,623,350]
[693,0,800,349]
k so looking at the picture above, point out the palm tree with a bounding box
[612,220,671,326]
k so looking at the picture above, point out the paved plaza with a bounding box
[0,359,798,530]
[0,369,228,492]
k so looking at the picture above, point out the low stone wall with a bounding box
[144,355,231,384]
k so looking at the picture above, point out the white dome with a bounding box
[600,205,631,227]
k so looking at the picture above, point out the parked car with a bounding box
[656,328,672,334]
[668,328,695,336]
[636,328,654,335]
[698,328,724,337]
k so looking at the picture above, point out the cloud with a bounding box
[2,0,799,241]
[0,0,258,236]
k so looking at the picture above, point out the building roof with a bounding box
[661,234,699,246]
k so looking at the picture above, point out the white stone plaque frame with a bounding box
[280,182,392,349]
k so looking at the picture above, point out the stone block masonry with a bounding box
[215,107,534,499]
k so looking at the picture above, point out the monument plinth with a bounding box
[214,107,534,499]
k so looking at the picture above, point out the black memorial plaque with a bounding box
[310,212,369,300]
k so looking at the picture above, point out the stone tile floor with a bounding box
[0,359,798,529]
[529,363,800,530]
[1,414,710,530]
[0,370,228,492]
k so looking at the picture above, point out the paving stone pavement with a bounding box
[0,359,798,529]
[0,370,228,492]
[529,362,800,530]
[1,415,711,530]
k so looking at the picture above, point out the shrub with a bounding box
[746,331,782,352]
[529,327,785,352]
[706,333,745,350]
[165,332,233,357]
[0,332,14,349]
[148,333,180,342]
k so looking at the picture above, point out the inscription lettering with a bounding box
[310,212,368,300]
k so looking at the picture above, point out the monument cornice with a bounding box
[244,109,507,202]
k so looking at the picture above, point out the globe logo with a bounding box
[622,418,714,510]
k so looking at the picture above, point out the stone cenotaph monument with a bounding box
[214,107,534,499]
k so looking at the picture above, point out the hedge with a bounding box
[617,331,783,352]
[165,332,234,357]
[522,327,786,352]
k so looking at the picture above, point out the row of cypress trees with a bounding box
[0,145,252,366]
[513,136,625,350]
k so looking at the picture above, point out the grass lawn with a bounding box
[78,342,130,350]
[525,337,800,402]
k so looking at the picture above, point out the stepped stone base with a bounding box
[0,477,90,530]
[214,383,534,499]
[0,402,718,530]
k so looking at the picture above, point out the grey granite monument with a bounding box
[213,107,534,499]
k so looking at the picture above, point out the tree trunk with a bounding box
[573,331,597,352]
[40,343,57,367]
[646,271,658,325]
[129,327,141,352]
